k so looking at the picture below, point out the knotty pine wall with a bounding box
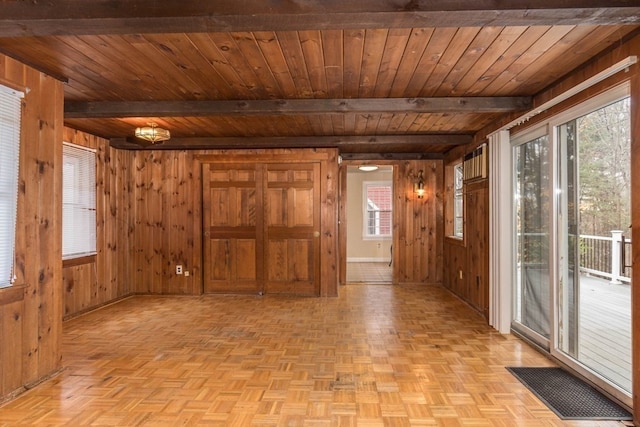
[339,159,444,285]
[394,160,444,284]
[442,163,489,318]
[130,150,203,295]
[61,128,134,318]
[0,55,63,402]
[130,148,339,297]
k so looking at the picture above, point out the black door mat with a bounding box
[507,367,632,420]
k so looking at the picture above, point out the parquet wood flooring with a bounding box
[0,285,628,426]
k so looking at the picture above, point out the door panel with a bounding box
[203,164,261,293]
[556,97,632,396]
[203,162,320,296]
[264,164,320,296]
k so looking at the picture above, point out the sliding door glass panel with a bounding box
[557,96,631,393]
[514,135,551,339]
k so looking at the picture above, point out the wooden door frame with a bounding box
[339,158,444,286]
[197,148,339,297]
[339,161,399,285]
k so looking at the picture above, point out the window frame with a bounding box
[452,162,464,239]
[362,180,393,240]
[0,85,23,289]
[62,142,97,260]
[445,159,465,240]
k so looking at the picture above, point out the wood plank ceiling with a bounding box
[0,1,638,157]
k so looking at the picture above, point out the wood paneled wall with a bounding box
[394,160,443,284]
[131,150,203,295]
[339,160,443,285]
[0,55,63,402]
[442,146,489,317]
[61,128,134,318]
[130,148,339,297]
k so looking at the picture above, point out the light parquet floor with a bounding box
[0,284,629,426]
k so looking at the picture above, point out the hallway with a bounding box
[0,285,622,426]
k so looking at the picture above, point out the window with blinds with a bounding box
[453,162,464,238]
[0,85,23,288]
[62,143,96,259]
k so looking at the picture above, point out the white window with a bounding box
[363,181,392,239]
[0,85,23,288]
[453,162,464,238]
[63,143,96,259]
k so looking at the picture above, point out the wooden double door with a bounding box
[203,162,320,296]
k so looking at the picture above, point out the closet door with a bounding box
[203,164,262,293]
[264,163,320,296]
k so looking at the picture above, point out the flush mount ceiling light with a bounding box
[358,165,378,172]
[134,122,171,143]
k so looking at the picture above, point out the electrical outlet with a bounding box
[176,265,183,275]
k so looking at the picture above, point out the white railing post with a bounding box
[610,230,623,284]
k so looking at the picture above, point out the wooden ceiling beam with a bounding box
[1,1,638,37]
[340,153,444,160]
[109,134,472,150]
[66,97,531,118]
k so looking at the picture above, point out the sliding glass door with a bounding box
[511,84,632,405]
[555,93,632,398]
[513,133,551,344]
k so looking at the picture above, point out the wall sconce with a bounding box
[414,170,425,199]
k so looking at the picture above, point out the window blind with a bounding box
[0,85,23,288]
[62,143,96,259]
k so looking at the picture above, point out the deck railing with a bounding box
[579,231,632,284]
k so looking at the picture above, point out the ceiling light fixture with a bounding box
[134,122,171,143]
[358,165,378,172]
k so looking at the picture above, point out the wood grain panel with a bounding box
[203,163,260,294]
[338,159,443,286]
[197,149,336,297]
[62,127,134,318]
[0,53,63,402]
[265,163,320,296]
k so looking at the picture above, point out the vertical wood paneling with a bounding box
[61,127,134,318]
[130,150,204,295]
[392,160,444,284]
[0,54,63,402]
[442,145,490,317]
[339,159,443,286]
[466,180,489,317]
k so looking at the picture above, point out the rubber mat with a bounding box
[507,367,631,420]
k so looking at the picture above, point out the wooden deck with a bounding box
[0,284,628,426]
[579,275,632,392]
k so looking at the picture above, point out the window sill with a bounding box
[445,236,465,246]
[63,254,97,268]
[0,283,27,306]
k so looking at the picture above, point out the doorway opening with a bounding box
[345,165,393,284]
